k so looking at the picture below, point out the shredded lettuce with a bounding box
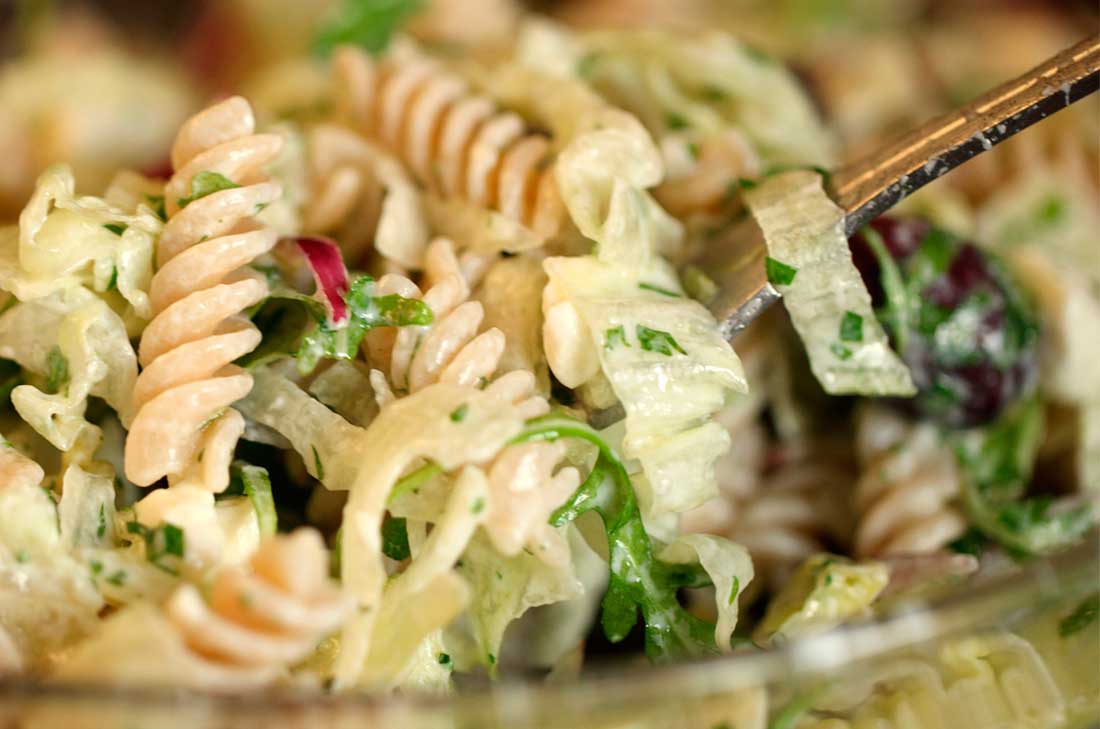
[544,255,746,520]
[754,554,888,644]
[746,170,915,396]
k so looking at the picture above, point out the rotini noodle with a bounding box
[124,96,283,494]
[853,405,966,559]
[164,529,349,682]
[333,46,565,240]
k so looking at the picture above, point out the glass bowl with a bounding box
[1,533,1095,729]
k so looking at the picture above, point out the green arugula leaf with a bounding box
[513,415,718,662]
[313,0,425,56]
[176,171,240,209]
[952,397,1094,555]
[243,273,432,374]
[227,461,277,537]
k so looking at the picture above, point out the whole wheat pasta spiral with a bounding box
[164,529,349,683]
[124,97,283,493]
[853,405,966,559]
[727,438,855,591]
[368,238,577,564]
[333,46,564,240]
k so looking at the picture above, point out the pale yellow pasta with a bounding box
[333,46,565,241]
[124,96,283,494]
[853,405,966,559]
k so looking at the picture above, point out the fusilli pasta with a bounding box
[332,45,565,241]
[852,405,966,559]
[125,96,283,494]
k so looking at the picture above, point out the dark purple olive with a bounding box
[849,216,1039,428]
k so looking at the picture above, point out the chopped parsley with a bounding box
[577,51,602,78]
[1036,195,1067,225]
[665,112,690,131]
[470,497,485,515]
[764,256,798,286]
[638,282,681,298]
[1058,593,1098,638]
[105,570,127,587]
[381,515,411,561]
[103,222,128,236]
[15,549,29,564]
[312,445,325,481]
[126,521,186,575]
[96,504,107,540]
[437,652,452,667]
[728,576,740,605]
[176,171,241,209]
[227,462,278,537]
[45,346,69,395]
[839,311,864,343]
[143,194,167,221]
[637,325,686,356]
[450,403,469,422]
[604,325,630,351]
[829,342,852,360]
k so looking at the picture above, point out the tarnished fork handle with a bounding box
[706,34,1100,340]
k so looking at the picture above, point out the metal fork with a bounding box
[704,33,1100,339]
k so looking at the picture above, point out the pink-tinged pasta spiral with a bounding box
[125,97,283,493]
[728,439,855,591]
[655,129,761,217]
[333,46,565,239]
[368,238,575,564]
[853,405,966,558]
[164,529,349,681]
[0,441,44,491]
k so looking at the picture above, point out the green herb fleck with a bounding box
[1058,593,1098,638]
[728,576,740,605]
[1036,195,1066,225]
[144,194,167,221]
[665,112,689,131]
[126,521,185,575]
[15,549,29,564]
[313,0,425,56]
[437,652,452,667]
[577,51,602,78]
[312,445,325,481]
[686,142,701,161]
[470,497,485,515]
[177,171,240,209]
[638,282,681,298]
[637,325,686,356]
[450,403,469,422]
[839,311,863,343]
[228,462,278,536]
[764,257,798,287]
[105,570,127,586]
[96,503,107,539]
[604,325,630,351]
[830,342,853,360]
[45,346,69,394]
[89,560,103,575]
[381,515,410,561]
[103,223,128,236]
[700,86,727,102]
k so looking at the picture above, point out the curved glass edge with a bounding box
[1,533,1097,729]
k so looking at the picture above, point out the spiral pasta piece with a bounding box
[853,405,966,559]
[124,97,283,493]
[333,46,564,240]
[655,128,761,217]
[368,238,574,563]
[164,529,349,681]
[727,439,855,591]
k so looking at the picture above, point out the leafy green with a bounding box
[952,397,1094,555]
[45,346,69,394]
[764,256,798,286]
[176,171,240,209]
[512,415,718,662]
[381,515,410,561]
[227,461,277,537]
[313,0,424,56]
[126,520,186,575]
[604,325,629,351]
[1058,593,1098,638]
[636,325,687,356]
[244,273,432,374]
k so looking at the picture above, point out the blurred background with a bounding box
[0,0,1095,219]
